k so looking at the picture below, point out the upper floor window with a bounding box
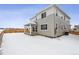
[61,16,63,19]
[36,18,37,20]
[41,12,46,18]
[64,16,65,20]
[61,16,66,20]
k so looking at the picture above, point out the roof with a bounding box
[30,4,70,19]
[55,5,70,19]
[24,21,36,26]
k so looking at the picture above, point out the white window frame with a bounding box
[40,24,48,31]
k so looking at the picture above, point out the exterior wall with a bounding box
[64,18,70,32]
[30,6,56,37]
[56,7,70,31]
[54,16,65,37]
[54,8,70,37]
[36,7,70,37]
[37,14,55,37]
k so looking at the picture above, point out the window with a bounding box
[32,26,37,32]
[55,24,57,34]
[64,26,66,29]
[41,24,47,30]
[56,24,57,30]
[36,26,37,32]
[41,12,46,18]
[61,16,63,19]
[36,18,37,20]
[56,13,58,16]
[32,27,35,32]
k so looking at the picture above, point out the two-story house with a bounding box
[24,5,71,37]
[73,25,79,32]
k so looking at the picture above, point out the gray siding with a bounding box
[54,16,65,37]
[25,5,70,37]
[37,14,55,37]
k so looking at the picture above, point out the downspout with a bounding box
[30,24,32,35]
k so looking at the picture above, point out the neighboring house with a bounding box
[73,25,79,32]
[24,5,71,37]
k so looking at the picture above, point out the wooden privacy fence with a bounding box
[70,31,79,35]
[0,28,30,48]
[3,28,25,33]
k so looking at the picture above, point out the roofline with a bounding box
[55,5,70,19]
[36,4,55,15]
[30,4,70,20]
[30,4,53,19]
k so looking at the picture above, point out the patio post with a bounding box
[30,24,32,35]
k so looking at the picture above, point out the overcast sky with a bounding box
[0,4,79,28]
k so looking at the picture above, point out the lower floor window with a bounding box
[41,24,47,30]
[32,26,37,32]
[32,27,35,32]
[36,26,37,32]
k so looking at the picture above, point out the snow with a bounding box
[0,29,4,33]
[1,33,79,55]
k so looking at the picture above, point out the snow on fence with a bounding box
[70,31,79,35]
[3,28,24,33]
[0,30,4,48]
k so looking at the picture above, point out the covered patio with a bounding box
[24,21,37,35]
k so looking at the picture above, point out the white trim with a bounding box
[40,28,48,31]
[30,4,70,20]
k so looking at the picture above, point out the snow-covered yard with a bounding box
[1,33,79,55]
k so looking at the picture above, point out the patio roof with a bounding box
[24,21,36,26]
